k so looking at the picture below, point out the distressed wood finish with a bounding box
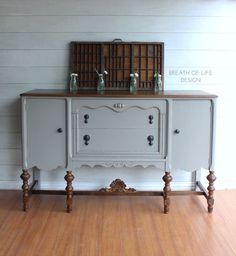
[207,170,216,213]
[64,170,74,213]
[70,41,164,90]
[20,169,30,211]
[162,171,172,214]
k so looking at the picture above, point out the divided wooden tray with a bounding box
[70,41,164,91]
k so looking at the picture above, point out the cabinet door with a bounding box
[25,98,67,169]
[172,100,212,171]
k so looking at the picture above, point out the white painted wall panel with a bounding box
[0,50,68,67]
[0,84,65,98]
[0,16,235,33]
[1,50,236,68]
[0,0,235,16]
[165,67,235,86]
[0,67,67,84]
[0,166,21,180]
[0,66,233,87]
[0,149,21,165]
[0,116,20,132]
[0,133,21,149]
[0,0,235,189]
[37,167,193,191]
[1,33,236,50]
[0,98,21,115]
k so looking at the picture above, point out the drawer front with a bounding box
[72,99,166,129]
[75,128,158,153]
[71,98,167,159]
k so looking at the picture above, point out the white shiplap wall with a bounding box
[0,0,236,190]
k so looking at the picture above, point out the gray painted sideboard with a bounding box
[20,89,217,213]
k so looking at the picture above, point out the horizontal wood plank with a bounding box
[0,149,21,165]
[0,50,68,67]
[0,166,21,180]
[0,66,233,87]
[0,67,67,84]
[0,16,234,33]
[0,84,66,98]
[0,116,21,132]
[0,133,21,149]
[1,33,235,51]
[0,49,235,68]
[0,0,235,16]
[0,98,21,115]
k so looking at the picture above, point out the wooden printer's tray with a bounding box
[70,41,164,91]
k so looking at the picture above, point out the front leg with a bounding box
[20,169,30,211]
[207,171,216,213]
[162,171,172,214]
[64,170,74,213]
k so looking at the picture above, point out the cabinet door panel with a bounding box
[26,98,66,169]
[172,100,211,171]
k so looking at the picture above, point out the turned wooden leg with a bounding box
[162,171,172,214]
[207,170,216,213]
[20,169,30,211]
[64,170,74,213]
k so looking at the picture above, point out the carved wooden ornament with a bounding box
[99,179,136,193]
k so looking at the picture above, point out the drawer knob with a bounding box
[148,115,154,124]
[84,114,89,124]
[174,129,180,134]
[147,135,154,146]
[57,128,63,133]
[83,135,90,145]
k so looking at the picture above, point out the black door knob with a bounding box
[148,115,154,124]
[174,129,180,134]
[84,114,89,124]
[57,128,63,133]
[147,135,154,146]
[83,135,90,145]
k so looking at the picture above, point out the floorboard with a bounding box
[0,190,235,256]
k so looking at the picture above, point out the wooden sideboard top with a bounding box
[20,89,217,99]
